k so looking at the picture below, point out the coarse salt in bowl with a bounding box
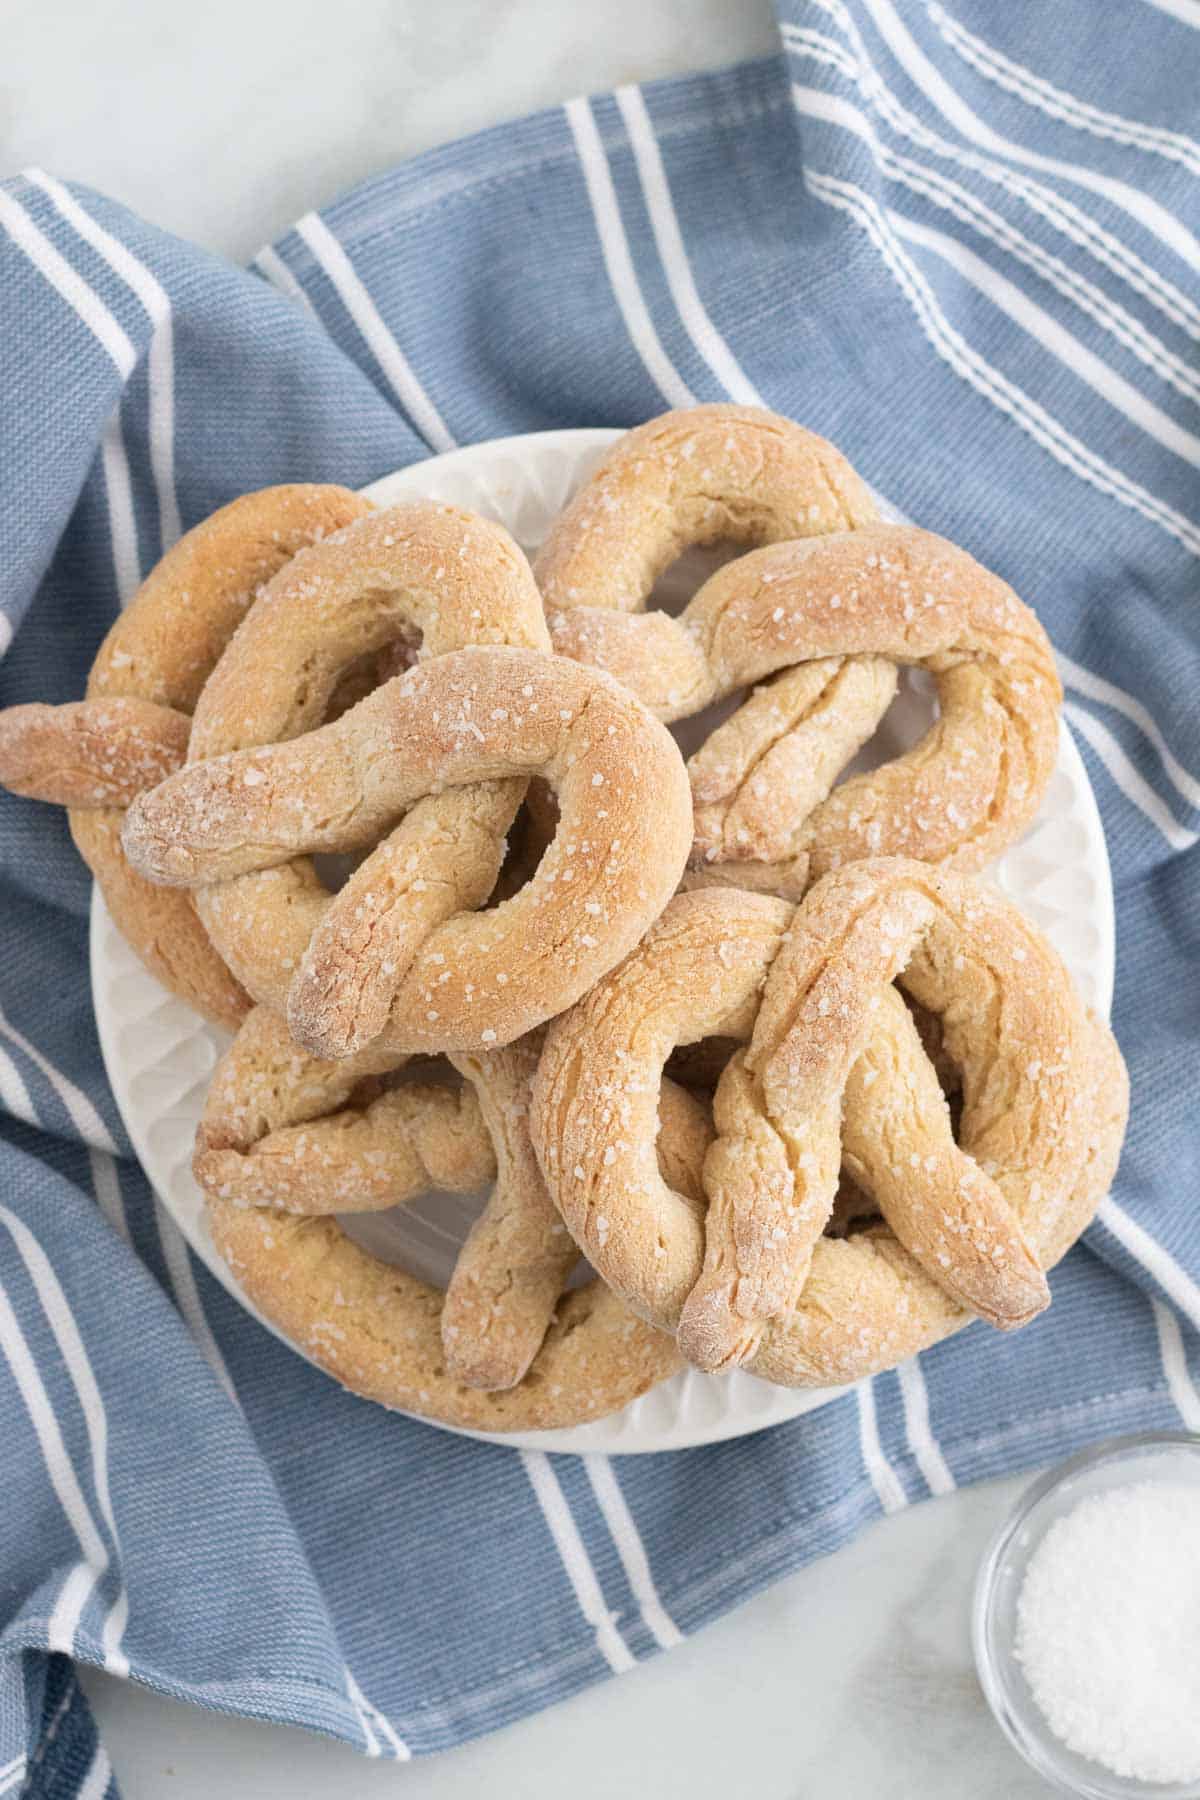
[974,1432,1200,1799]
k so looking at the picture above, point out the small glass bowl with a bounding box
[973,1431,1200,1799]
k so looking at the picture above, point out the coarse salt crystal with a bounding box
[1015,1480,1200,1783]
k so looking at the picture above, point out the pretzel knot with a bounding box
[532,860,1127,1387]
[122,626,694,1057]
[538,407,1061,896]
[0,485,372,1025]
[194,1007,710,1429]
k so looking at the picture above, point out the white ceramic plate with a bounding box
[91,428,1115,1455]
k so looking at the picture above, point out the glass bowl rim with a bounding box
[972,1428,1200,1798]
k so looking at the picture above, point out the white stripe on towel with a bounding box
[896,1357,955,1495]
[88,1149,129,1245]
[1064,702,1199,851]
[0,1205,130,1674]
[0,1044,36,1128]
[295,212,455,453]
[855,1378,908,1513]
[615,85,762,406]
[1,1055,131,1306]
[0,195,145,605]
[584,1456,683,1649]
[0,191,135,375]
[1058,654,1200,812]
[344,1665,409,1760]
[27,169,182,550]
[564,96,696,411]
[0,1277,114,1660]
[790,83,1200,409]
[343,1667,380,1757]
[47,1560,102,1661]
[784,15,1200,339]
[785,23,860,80]
[928,3,1200,176]
[47,1561,129,1684]
[99,419,141,605]
[890,212,1200,470]
[803,171,1200,558]
[76,1742,114,1800]
[254,244,318,316]
[0,1007,118,1154]
[853,0,1200,273]
[1097,1198,1200,1332]
[78,387,240,1403]
[153,1202,239,1406]
[1152,1299,1200,1430]
[520,1449,636,1672]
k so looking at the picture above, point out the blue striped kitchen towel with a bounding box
[2,2,1199,1792]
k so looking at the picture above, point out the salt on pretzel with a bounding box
[124,646,694,1057]
[183,500,557,1051]
[0,486,371,1025]
[540,408,1060,894]
[122,502,553,1056]
[195,1006,709,1428]
[535,403,878,613]
[532,865,1127,1388]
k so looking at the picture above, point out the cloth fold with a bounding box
[2,2,1198,1791]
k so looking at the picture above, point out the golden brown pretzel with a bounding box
[535,403,878,611]
[196,1006,710,1428]
[540,408,1060,895]
[0,486,371,1025]
[532,865,1127,1388]
[0,699,190,808]
[123,647,694,1057]
[129,503,551,1055]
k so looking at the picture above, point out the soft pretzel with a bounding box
[130,502,553,1055]
[535,403,878,611]
[196,1006,709,1429]
[0,698,190,808]
[0,485,372,1025]
[124,646,694,1057]
[532,864,1127,1388]
[540,408,1060,894]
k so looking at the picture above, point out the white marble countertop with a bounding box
[7,2,1052,1792]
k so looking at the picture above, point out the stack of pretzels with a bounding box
[0,405,1127,1433]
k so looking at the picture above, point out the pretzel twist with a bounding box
[539,408,1060,894]
[124,642,694,1057]
[134,502,553,1054]
[196,1006,709,1428]
[532,863,1127,1388]
[0,486,372,1025]
[535,403,878,612]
